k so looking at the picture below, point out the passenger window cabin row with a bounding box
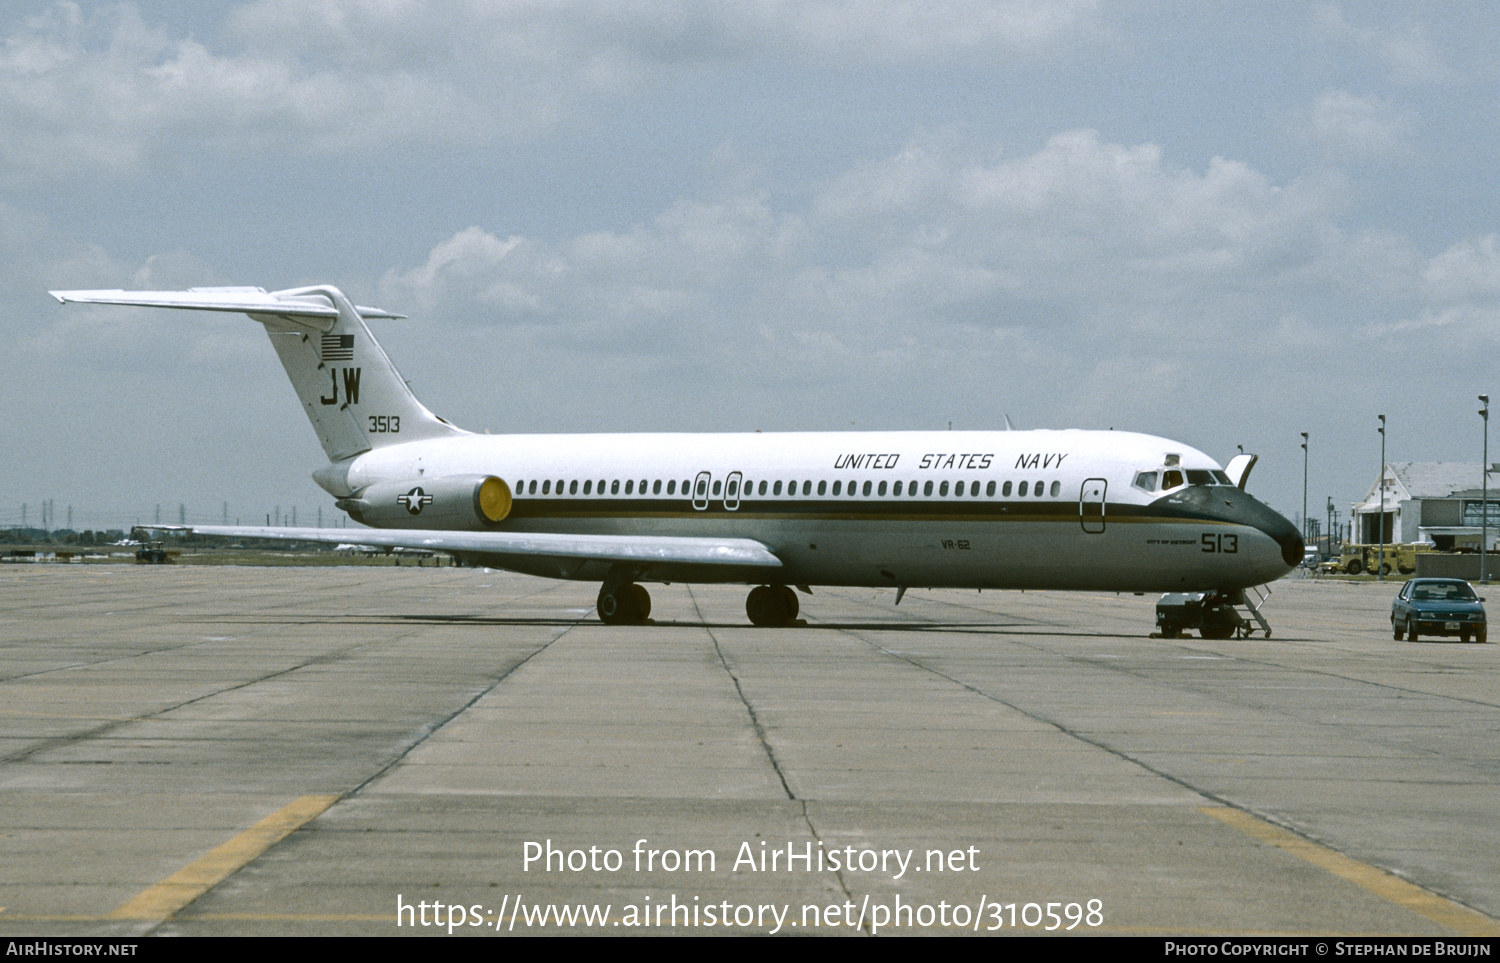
[511,468,1235,500]
[510,477,1067,499]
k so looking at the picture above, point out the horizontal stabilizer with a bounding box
[49,287,404,321]
[143,525,784,570]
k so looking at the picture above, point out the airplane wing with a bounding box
[151,525,783,571]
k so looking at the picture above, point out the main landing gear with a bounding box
[746,585,799,627]
[594,582,802,627]
[597,583,652,625]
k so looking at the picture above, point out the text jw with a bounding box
[320,367,362,406]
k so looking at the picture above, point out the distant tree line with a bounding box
[0,527,361,554]
[0,528,127,546]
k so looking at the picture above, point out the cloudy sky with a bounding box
[3,0,1498,532]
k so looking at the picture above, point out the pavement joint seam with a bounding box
[0,624,433,767]
[345,603,584,798]
[829,616,1500,937]
[688,586,867,929]
[1201,806,1500,937]
[687,586,795,802]
[104,794,339,930]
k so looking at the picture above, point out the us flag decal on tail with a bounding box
[322,334,354,361]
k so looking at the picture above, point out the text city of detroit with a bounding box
[523,840,982,880]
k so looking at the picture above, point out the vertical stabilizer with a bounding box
[256,285,464,460]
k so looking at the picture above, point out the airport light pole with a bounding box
[1377,415,1386,581]
[1301,432,1309,548]
[1481,395,1490,584]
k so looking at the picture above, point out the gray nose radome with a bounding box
[1152,485,1303,576]
[1278,529,1305,568]
[1235,492,1302,570]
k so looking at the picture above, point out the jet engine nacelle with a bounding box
[337,474,512,529]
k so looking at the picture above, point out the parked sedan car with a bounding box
[1391,578,1487,642]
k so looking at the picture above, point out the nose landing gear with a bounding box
[1155,588,1273,640]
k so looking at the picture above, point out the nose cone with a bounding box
[1275,519,1305,568]
[1152,485,1304,574]
[1222,488,1303,570]
[1233,491,1304,570]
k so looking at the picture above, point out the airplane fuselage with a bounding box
[322,428,1301,594]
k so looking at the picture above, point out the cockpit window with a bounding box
[1154,468,1232,490]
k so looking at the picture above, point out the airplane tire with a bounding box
[746,585,794,627]
[597,584,649,625]
[745,587,769,626]
[1198,600,1240,640]
[597,590,627,625]
[776,585,799,620]
[627,583,651,621]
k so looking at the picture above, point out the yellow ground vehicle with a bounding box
[1332,542,1421,576]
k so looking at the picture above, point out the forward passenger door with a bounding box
[1080,479,1107,534]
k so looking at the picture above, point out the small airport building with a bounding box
[1354,462,1500,550]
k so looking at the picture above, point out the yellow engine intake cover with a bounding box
[478,476,512,523]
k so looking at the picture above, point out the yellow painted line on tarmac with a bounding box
[0,915,103,922]
[1201,806,1500,937]
[105,794,339,922]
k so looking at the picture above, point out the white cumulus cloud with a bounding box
[1311,3,1458,85]
[380,129,1367,369]
[1286,89,1416,160]
[0,0,1104,182]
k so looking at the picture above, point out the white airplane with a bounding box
[51,284,1302,634]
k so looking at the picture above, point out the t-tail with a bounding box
[49,285,466,464]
